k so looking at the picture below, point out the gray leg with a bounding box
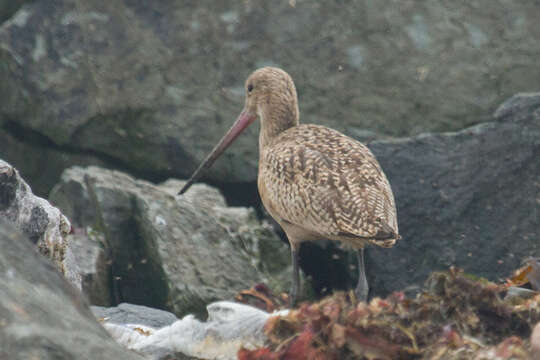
[290,248,300,307]
[355,248,369,302]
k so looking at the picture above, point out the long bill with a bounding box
[178,109,257,195]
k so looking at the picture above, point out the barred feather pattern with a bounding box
[258,124,399,249]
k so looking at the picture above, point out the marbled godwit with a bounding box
[179,67,400,304]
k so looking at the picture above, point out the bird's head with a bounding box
[178,67,298,194]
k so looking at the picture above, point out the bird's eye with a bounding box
[247,84,254,93]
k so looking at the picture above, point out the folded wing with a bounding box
[259,124,399,246]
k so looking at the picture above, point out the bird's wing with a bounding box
[259,125,398,241]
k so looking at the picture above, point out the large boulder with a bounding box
[2,0,540,193]
[0,219,144,360]
[49,166,290,315]
[362,93,540,295]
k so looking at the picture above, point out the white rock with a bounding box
[102,301,288,360]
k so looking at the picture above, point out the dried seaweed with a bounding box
[239,267,540,359]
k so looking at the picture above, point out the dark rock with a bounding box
[0,219,144,360]
[49,166,290,316]
[3,0,540,192]
[91,303,178,329]
[0,159,70,269]
[363,92,540,296]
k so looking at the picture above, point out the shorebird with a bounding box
[179,67,400,305]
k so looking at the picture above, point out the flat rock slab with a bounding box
[0,219,144,360]
[92,303,178,329]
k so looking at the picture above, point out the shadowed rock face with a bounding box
[0,219,144,360]
[2,0,540,194]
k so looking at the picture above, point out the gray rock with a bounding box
[0,159,70,270]
[0,219,144,360]
[91,303,178,329]
[493,92,540,123]
[49,166,290,316]
[3,0,540,192]
[363,92,540,296]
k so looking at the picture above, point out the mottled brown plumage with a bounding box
[179,67,400,305]
[259,124,398,249]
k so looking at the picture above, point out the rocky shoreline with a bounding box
[1,1,539,358]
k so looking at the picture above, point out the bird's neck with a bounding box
[258,101,299,149]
